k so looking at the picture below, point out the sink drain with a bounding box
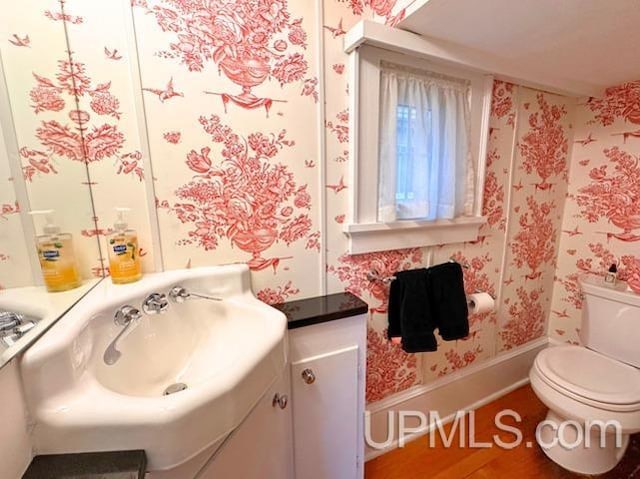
[163,383,188,396]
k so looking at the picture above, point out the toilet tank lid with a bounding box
[579,274,640,307]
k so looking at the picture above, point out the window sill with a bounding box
[343,216,486,254]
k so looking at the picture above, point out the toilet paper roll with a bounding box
[467,292,495,315]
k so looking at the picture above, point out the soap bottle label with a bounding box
[42,249,61,260]
[108,235,142,283]
[36,238,81,292]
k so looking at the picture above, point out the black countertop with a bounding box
[23,451,146,479]
[273,292,368,329]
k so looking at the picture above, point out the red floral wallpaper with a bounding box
[519,93,569,191]
[408,84,569,381]
[550,81,640,344]
[26,56,142,181]
[0,0,109,283]
[60,0,158,277]
[162,115,316,272]
[128,0,322,300]
[495,87,571,352]
[136,0,314,116]
[0,192,29,289]
[323,0,427,401]
[321,0,572,399]
[2,0,586,406]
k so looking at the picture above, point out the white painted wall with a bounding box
[0,360,32,479]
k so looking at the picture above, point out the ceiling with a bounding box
[399,0,640,96]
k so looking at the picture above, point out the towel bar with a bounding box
[368,258,470,284]
[367,270,396,284]
[448,257,470,269]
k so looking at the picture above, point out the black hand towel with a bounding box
[388,269,438,353]
[427,262,469,341]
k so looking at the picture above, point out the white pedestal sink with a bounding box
[19,265,287,471]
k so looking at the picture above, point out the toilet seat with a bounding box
[534,346,640,413]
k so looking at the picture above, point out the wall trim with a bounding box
[345,216,486,254]
[315,0,328,296]
[122,0,165,273]
[545,97,579,340]
[492,83,521,356]
[364,336,549,461]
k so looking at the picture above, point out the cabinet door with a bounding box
[197,369,294,479]
[291,346,359,479]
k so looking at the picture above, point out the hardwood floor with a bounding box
[365,385,640,479]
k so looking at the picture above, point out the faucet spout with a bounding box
[104,305,142,365]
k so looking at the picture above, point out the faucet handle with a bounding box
[142,293,169,315]
[114,305,142,326]
[168,286,190,303]
[0,311,23,333]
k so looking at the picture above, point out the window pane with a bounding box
[395,105,413,201]
[394,105,431,217]
[377,61,473,223]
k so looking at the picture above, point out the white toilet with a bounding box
[530,274,640,475]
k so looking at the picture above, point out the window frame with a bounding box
[345,44,493,254]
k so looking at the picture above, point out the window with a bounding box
[378,62,474,223]
[394,105,424,203]
[344,44,492,254]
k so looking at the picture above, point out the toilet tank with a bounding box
[579,274,640,368]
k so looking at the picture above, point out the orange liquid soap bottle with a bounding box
[106,207,142,284]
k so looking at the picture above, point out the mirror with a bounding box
[0,3,104,368]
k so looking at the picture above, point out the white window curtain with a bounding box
[378,61,475,222]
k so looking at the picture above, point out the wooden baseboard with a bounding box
[364,337,549,461]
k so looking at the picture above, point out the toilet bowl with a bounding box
[530,345,640,474]
[529,274,640,474]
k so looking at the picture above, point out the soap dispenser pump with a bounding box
[30,210,81,292]
[106,207,142,284]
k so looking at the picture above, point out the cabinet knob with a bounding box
[301,368,316,384]
[272,393,288,409]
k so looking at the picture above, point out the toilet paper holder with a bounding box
[468,290,495,301]
[466,291,496,316]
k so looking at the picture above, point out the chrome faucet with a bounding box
[0,311,23,334]
[103,305,143,365]
[168,286,221,303]
[1,311,37,347]
[142,293,169,315]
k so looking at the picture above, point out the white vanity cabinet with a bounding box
[288,313,367,479]
[197,366,295,479]
[197,310,367,479]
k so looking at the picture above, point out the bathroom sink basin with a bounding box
[93,294,272,398]
[20,265,287,470]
